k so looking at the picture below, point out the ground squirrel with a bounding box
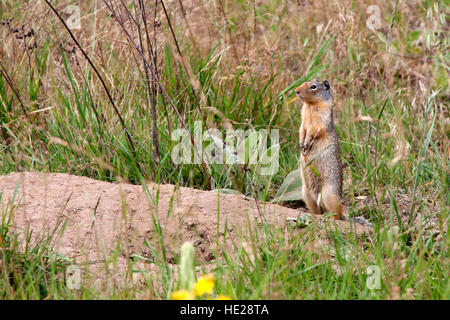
[295,79,343,220]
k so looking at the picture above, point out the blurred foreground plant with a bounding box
[170,242,231,300]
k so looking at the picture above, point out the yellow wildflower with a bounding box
[194,274,215,296]
[170,289,195,300]
[215,294,232,300]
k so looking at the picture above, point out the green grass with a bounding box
[0,0,448,299]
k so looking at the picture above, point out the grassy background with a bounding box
[0,0,448,299]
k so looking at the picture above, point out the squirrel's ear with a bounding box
[323,80,330,90]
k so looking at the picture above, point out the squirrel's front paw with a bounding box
[302,138,314,152]
[300,140,307,152]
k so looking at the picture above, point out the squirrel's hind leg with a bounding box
[321,184,343,220]
[302,186,321,215]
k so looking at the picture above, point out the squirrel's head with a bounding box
[295,79,332,105]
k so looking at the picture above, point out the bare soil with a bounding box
[0,171,372,289]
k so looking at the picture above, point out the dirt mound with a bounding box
[0,172,371,288]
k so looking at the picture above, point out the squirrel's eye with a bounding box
[310,84,317,90]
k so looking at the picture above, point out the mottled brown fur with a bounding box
[296,79,343,219]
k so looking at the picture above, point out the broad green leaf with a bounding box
[272,169,303,202]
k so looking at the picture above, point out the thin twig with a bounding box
[102,0,213,187]
[0,61,28,118]
[43,0,144,178]
[139,0,161,171]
